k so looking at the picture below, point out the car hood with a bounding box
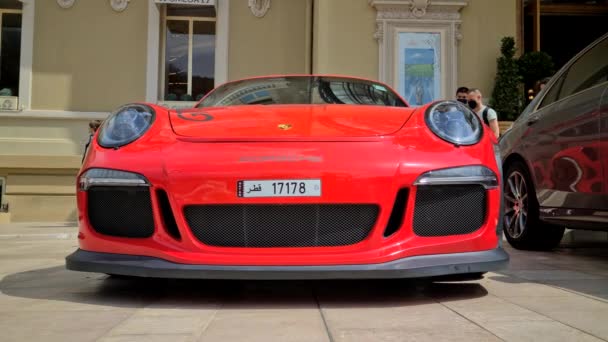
[169,105,415,140]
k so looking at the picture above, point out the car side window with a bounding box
[539,74,565,109]
[558,37,608,99]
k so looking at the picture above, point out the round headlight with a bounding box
[425,101,482,145]
[98,104,155,148]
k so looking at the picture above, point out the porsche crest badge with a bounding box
[278,124,293,130]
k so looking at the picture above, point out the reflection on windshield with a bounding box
[196,77,408,108]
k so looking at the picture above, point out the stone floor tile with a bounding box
[330,328,503,342]
[440,295,553,324]
[321,300,501,342]
[480,274,576,298]
[98,334,192,342]
[482,320,603,342]
[0,310,132,342]
[544,279,608,296]
[507,295,608,312]
[0,297,52,314]
[137,305,220,317]
[540,311,608,340]
[505,296,608,339]
[109,314,214,336]
[200,309,329,342]
[0,258,61,275]
[505,270,603,281]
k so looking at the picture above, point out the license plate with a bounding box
[237,179,321,198]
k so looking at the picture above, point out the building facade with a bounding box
[0,0,517,223]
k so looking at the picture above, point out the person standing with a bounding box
[467,88,500,138]
[455,86,469,104]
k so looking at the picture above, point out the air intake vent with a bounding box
[413,185,486,237]
[184,204,378,248]
[156,189,181,240]
[87,186,155,238]
[384,188,409,237]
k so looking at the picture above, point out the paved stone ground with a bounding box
[1,224,607,342]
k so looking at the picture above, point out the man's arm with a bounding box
[489,119,500,138]
[487,109,500,138]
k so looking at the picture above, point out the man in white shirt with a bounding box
[467,88,500,138]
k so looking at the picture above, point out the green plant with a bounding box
[517,51,555,88]
[490,37,522,121]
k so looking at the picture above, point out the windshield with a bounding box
[196,76,408,108]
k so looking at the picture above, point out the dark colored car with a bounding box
[499,32,608,250]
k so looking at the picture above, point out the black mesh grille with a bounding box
[413,185,486,237]
[87,186,155,238]
[184,204,379,247]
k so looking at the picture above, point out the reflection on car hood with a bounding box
[169,104,416,140]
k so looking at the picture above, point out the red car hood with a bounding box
[169,105,415,139]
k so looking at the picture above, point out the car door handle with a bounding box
[527,116,540,126]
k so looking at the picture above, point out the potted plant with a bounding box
[490,37,523,123]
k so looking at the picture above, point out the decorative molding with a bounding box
[56,0,75,9]
[373,22,384,41]
[411,0,430,18]
[376,9,460,20]
[455,22,463,41]
[109,0,129,12]
[369,0,469,100]
[248,0,270,18]
[370,0,467,20]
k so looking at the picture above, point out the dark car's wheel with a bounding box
[503,161,565,250]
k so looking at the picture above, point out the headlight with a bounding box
[425,101,482,145]
[98,104,155,148]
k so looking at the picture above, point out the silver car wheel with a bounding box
[504,170,528,239]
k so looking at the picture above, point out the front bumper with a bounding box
[78,138,504,267]
[66,247,509,280]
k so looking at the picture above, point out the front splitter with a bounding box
[66,247,509,280]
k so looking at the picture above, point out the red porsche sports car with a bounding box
[66,75,508,280]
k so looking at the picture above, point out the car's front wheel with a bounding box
[503,161,565,250]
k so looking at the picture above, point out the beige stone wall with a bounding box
[2,173,78,222]
[0,165,79,223]
[228,0,311,80]
[228,0,378,80]
[0,117,91,156]
[313,0,377,80]
[459,0,517,99]
[0,116,89,222]
[31,0,148,112]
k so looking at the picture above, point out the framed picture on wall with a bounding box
[395,31,445,106]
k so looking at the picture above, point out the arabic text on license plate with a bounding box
[237,180,321,198]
